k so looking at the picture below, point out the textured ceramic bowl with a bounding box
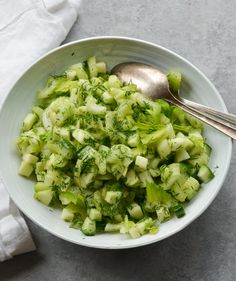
[0,37,232,249]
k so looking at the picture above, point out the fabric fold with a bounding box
[0,0,80,261]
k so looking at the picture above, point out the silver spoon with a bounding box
[111,62,236,140]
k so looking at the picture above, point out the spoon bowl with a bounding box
[112,62,170,100]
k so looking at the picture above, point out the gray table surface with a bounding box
[1,1,236,280]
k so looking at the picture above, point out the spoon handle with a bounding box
[180,98,236,126]
[165,97,236,140]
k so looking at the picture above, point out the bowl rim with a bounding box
[0,36,233,249]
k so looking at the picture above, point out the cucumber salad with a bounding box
[16,56,214,238]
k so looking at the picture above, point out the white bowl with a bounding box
[0,37,232,249]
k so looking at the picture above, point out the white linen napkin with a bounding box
[0,0,81,261]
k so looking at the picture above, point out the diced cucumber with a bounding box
[189,130,203,140]
[46,142,73,159]
[18,161,33,177]
[69,63,88,79]
[119,217,135,235]
[59,192,77,205]
[22,113,38,131]
[81,217,96,236]
[87,56,98,78]
[175,149,190,162]
[102,91,114,104]
[53,127,70,140]
[105,223,121,232]
[72,129,92,144]
[142,128,166,145]
[76,173,95,188]
[65,69,77,80]
[61,208,74,222]
[34,182,49,192]
[128,133,139,147]
[167,71,182,94]
[149,158,161,169]
[149,168,160,178]
[86,104,106,115]
[25,143,41,154]
[114,214,123,222]
[127,203,143,220]
[89,208,102,221]
[125,169,140,187]
[136,221,146,235]
[135,155,148,170]
[111,88,126,102]
[108,75,121,88]
[44,169,59,187]
[188,152,209,166]
[23,153,39,164]
[32,106,44,118]
[203,143,212,156]
[173,204,185,218]
[161,163,181,189]
[96,62,106,73]
[169,137,193,151]
[185,114,203,129]
[157,139,171,159]
[197,164,214,183]
[171,182,187,202]
[46,153,67,168]
[104,191,122,204]
[156,206,170,222]
[165,124,175,138]
[182,176,200,200]
[138,171,154,187]
[35,162,45,181]
[35,190,53,206]
[128,226,141,239]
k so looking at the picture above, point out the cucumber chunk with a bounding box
[81,217,96,236]
[197,165,214,183]
[127,203,143,220]
[87,56,98,78]
[18,161,33,177]
[35,190,53,206]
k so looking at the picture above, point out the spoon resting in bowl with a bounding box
[111,62,236,140]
